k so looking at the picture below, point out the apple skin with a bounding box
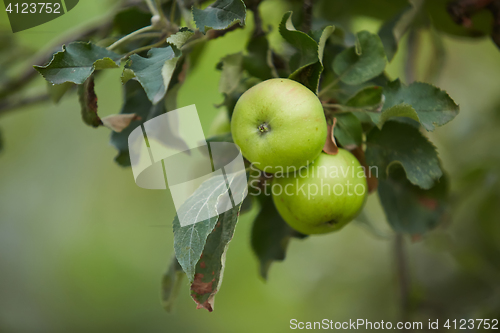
[272,150,368,235]
[231,79,327,173]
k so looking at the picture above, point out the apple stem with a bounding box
[258,123,270,133]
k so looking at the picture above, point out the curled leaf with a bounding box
[322,118,338,155]
[126,46,181,104]
[193,0,246,34]
[78,76,102,128]
[349,146,379,194]
[167,28,195,49]
[101,114,141,133]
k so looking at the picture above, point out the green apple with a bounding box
[231,78,327,173]
[272,149,368,235]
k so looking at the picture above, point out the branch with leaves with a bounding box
[4,0,498,314]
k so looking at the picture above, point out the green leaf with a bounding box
[376,103,419,128]
[218,53,244,95]
[110,81,170,166]
[165,56,187,111]
[279,12,333,93]
[333,31,386,85]
[120,68,135,85]
[113,7,152,35]
[251,196,306,279]
[114,150,131,167]
[126,46,181,104]
[78,76,102,128]
[366,122,442,190]
[378,5,413,61]
[278,12,318,72]
[190,201,243,312]
[167,28,195,49]
[94,58,120,70]
[162,256,185,313]
[354,33,362,55]
[346,81,459,130]
[173,173,241,282]
[291,25,334,93]
[34,42,120,85]
[334,113,363,148]
[243,34,273,81]
[382,79,459,131]
[47,81,73,104]
[346,86,384,109]
[378,166,449,235]
[0,128,3,153]
[345,86,385,123]
[317,27,334,65]
[193,0,246,34]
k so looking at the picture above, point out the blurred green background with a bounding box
[1,0,500,332]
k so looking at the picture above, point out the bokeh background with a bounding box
[1,0,500,332]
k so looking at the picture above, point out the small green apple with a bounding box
[231,78,327,173]
[272,149,368,235]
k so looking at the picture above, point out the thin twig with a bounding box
[248,2,264,37]
[0,94,50,116]
[0,20,113,100]
[323,103,382,112]
[145,0,159,16]
[127,32,164,40]
[395,234,411,322]
[155,0,169,25]
[124,39,168,58]
[318,76,341,98]
[108,25,157,51]
[488,0,500,48]
[0,0,145,100]
[170,0,178,24]
[405,29,419,84]
[302,0,314,32]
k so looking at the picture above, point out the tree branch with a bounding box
[0,0,148,101]
[448,0,494,27]
[107,25,157,51]
[488,0,500,48]
[405,29,419,84]
[0,94,50,117]
[0,21,113,101]
[302,0,314,32]
[246,0,264,37]
[395,234,411,322]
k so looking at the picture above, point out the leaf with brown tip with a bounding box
[322,118,338,155]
